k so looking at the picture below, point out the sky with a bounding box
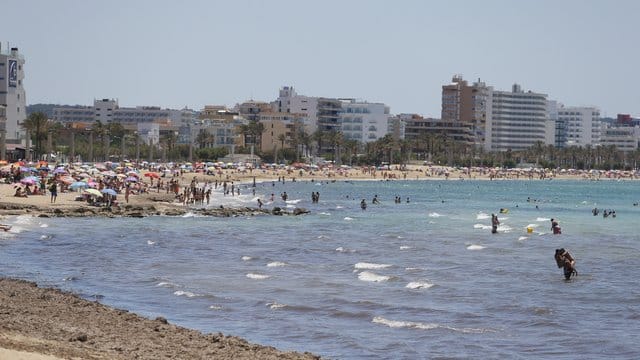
[2,0,639,117]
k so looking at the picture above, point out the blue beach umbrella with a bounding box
[70,181,89,190]
[101,188,117,196]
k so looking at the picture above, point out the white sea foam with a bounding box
[286,199,301,204]
[336,247,355,253]
[147,240,156,245]
[267,302,287,309]
[518,236,528,241]
[466,244,485,250]
[344,217,354,221]
[181,212,197,217]
[39,223,49,228]
[209,305,223,310]
[319,212,331,216]
[497,224,512,232]
[526,223,539,228]
[358,271,390,282]
[336,205,344,209]
[372,316,491,333]
[399,245,412,250]
[246,273,270,280]
[476,213,490,220]
[174,290,198,298]
[157,281,178,288]
[372,316,438,330]
[406,281,434,289]
[474,224,492,230]
[241,256,253,261]
[267,261,287,267]
[354,262,391,270]
[40,235,50,240]
[428,212,442,218]
[536,217,550,222]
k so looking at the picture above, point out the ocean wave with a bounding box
[209,305,223,310]
[372,316,493,333]
[319,212,331,216]
[406,281,434,289]
[526,223,539,228]
[536,217,550,222]
[474,224,491,230]
[39,223,49,228]
[466,244,485,250]
[267,261,287,267]
[147,240,156,245]
[336,247,355,253]
[173,290,199,298]
[241,256,253,261]
[518,236,528,241]
[476,213,489,220]
[246,273,270,280]
[157,281,179,288]
[428,212,443,218]
[358,271,390,282]
[344,217,354,221]
[354,262,391,270]
[399,245,412,250]
[267,302,287,309]
[286,199,301,204]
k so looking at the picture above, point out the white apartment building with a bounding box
[485,84,552,151]
[0,44,27,146]
[599,126,639,152]
[53,99,182,125]
[272,86,318,134]
[557,105,601,147]
[339,99,390,143]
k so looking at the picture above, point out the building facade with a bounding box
[441,75,488,147]
[339,99,390,143]
[53,99,181,125]
[557,105,601,147]
[485,84,552,151]
[0,44,27,149]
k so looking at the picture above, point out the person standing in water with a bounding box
[360,199,367,210]
[554,248,577,280]
[551,218,561,234]
[491,214,500,234]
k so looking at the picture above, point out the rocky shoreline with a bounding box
[0,278,320,360]
[0,193,310,218]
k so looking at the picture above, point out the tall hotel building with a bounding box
[0,44,27,148]
[484,84,553,152]
[441,75,488,147]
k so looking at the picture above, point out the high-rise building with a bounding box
[0,44,27,151]
[485,84,552,151]
[441,75,487,147]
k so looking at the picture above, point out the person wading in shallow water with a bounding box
[555,248,577,280]
[551,218,562,234]
[491,214,500,234]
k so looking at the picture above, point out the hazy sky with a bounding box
[2,0,638,117]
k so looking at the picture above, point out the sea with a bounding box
[1,179,639,359]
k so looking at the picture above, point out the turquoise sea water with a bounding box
[1,179,640,359]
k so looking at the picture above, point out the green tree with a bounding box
[22,112,51,160]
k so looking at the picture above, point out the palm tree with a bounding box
[22,112,51,161]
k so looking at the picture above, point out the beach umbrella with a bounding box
[125,176,138,182]
[20,177,37,185]
[70,181,89,190]
[53,167,67,175]
[101,188,117,196]
[144,172,160,178]
[84,188,102,197]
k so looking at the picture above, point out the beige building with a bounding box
[441,75,488,147]
[259,112,305,155]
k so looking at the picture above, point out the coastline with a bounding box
[0,165,636,359]
[0,278,320,360]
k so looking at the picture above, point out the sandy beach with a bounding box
[0,163,636,358]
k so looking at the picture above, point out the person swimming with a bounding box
[551,218,561,234]
[555,248,577,280]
